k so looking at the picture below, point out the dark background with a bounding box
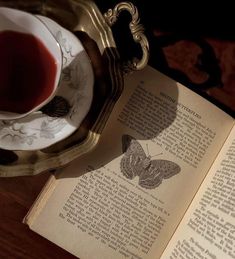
[96,0,235,116]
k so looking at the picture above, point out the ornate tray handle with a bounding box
[104,1,149,71]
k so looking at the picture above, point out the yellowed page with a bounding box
[161,126,235,259]
[26,66,234,259]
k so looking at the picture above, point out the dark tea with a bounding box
[0,30,57,114]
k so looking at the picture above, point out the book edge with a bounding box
[23,173,58,227]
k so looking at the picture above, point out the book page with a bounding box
[25,66,234,259]
[161,126,235,259]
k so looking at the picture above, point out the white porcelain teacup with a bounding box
[0,7,62,120]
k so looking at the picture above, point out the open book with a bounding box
[24,66,235,259]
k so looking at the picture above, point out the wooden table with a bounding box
[0,172,77,258]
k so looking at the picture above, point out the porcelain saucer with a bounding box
[0,15,94,151]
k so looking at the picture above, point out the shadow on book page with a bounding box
[57,66,179,180]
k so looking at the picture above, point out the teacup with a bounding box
[0,7,62,120]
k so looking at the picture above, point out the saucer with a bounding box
[0,15,94,151]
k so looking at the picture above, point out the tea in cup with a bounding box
[0,7,62,120]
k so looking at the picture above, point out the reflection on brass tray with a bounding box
[40,96,71,117]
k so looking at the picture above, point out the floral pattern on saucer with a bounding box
[0,15,94,150]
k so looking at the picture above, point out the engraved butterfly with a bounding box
[120,135,181,189]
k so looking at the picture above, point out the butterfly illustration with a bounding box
[120,135,181,189]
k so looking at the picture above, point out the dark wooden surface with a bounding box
[0,172,76,258]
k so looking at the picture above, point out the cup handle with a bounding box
[103,1,149,72]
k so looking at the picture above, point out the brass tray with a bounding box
[0,0,149,177]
